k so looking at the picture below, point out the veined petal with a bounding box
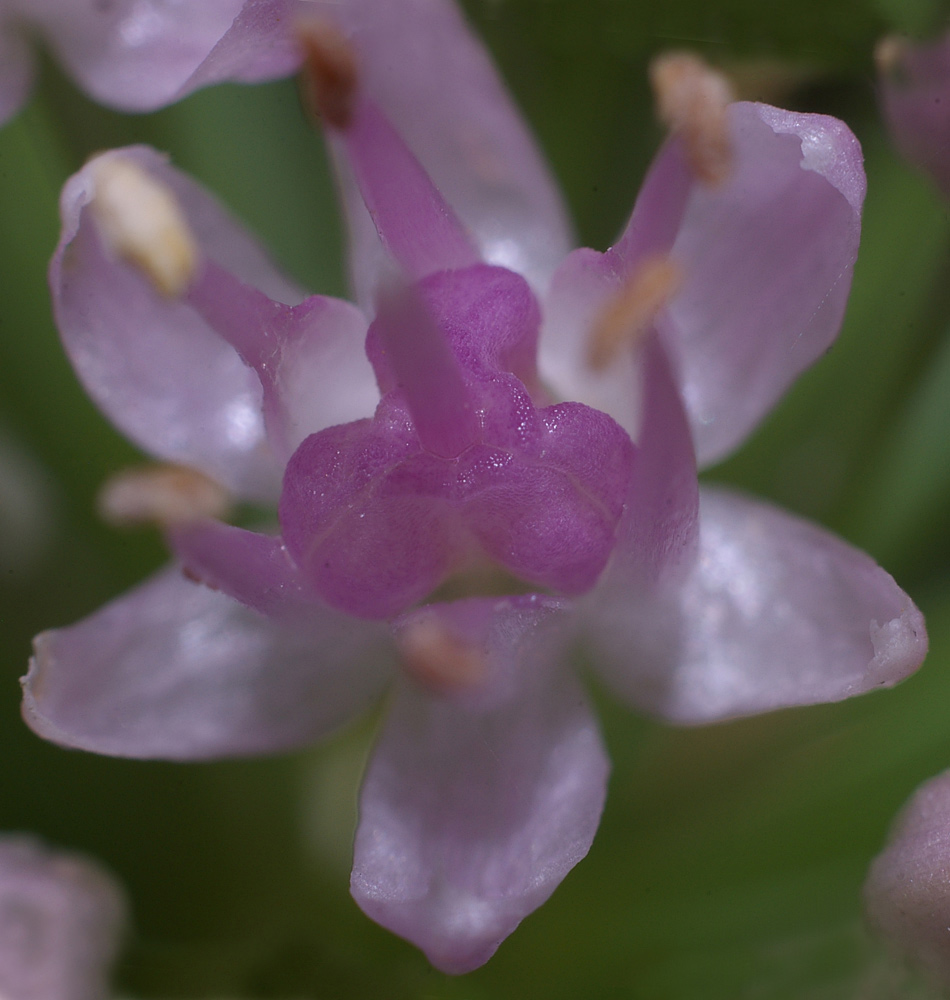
[661,102,866,466]
[0,837,126,1000]
[0,21,34,126]
[22,566,392,760]
[328,0,572,306]
[352,597,606,974]
[878,32,950,198]
[865,769,950,987]
[590,486,925,723]
[52,147,306,501]
[21,0,301,112]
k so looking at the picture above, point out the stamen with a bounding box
[297,17,359,130]
[97,464,230,528]
[90,157,198,297]
[587,255,681,371]
[649,52,735,186]
[397,616,487,694]
[874,36,906,79]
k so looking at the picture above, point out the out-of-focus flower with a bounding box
[865,769,950,988]
[877,31,950,197]
[0,836,125,1000]
[0,425,57,578]
[22,0,927,974]
[0,0,304,126]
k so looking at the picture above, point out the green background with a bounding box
[2,0,950,995]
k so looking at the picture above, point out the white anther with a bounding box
[398,616,486,693]
[650,52,735,186]
[587,255,681,371]
[90,157,198,297]
[97,464,230,528]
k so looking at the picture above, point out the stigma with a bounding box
[90,157,198,297]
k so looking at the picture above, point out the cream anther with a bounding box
[97,464,231,528]
[650,52,735,186]
[587,255,681,371]
[398,616,487,694]
[874,36,906,78]
[90,158,198,298]
[297,17,359,130]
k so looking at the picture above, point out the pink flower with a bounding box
[877,30,950,197]
[0,837,124,1000]
[22,0,927,973]
[0,0,303,126]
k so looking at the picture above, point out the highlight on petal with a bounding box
[590,487,925,723]
[0,836,125,1000]
[53,146,307,501]
[877,32,950,197]
[25,0,301,113]
[22,566,392,760]
[659,102,866,466]
[352,597,606,974]
[324,0,572,304]
[865,769,950,988]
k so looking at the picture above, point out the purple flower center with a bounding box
[279,264,635,619]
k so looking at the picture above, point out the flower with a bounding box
[0,0,304,127]
[0,836,125,1000]
[22,0,928,974]
[877,30,950,197]
[864,769,950,988]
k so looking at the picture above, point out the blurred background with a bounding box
[2,0,950,995]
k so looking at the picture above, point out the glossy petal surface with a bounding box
[591,487,926,723]
[352,597,606,974]
[22,567,391,760]
[20,0,300,112]
[0,837,125,1000]
[52,147,306,500]
[865,769,950,987]
[661,103,866,465]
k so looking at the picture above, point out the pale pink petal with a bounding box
[22,566,392,760]
[0,21,34,126]
[878,32,950,197]
[21,0,301,112]
[538,138,692,432]
[660,103,866,465]
[609,332,698,586]
[590,487,925,723]
[0,836,125,1000]
[328,0,572,305]
[188,263,376,460]
[352,597,606,974]
[52,147,306,500]
[865,769,950,986]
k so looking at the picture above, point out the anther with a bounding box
[97,464,231,528]
[874,36,906,79]
[397,616,487,694]
[297,18,359,130]
[649,52,735,186]
[587,255,681,371]
[90,157,198,297]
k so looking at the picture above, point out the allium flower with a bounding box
[877,30,950,197]
[0,0,303,126]
[865,769,950,987]
[22,0,927,973]
[0,836,125,1000]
